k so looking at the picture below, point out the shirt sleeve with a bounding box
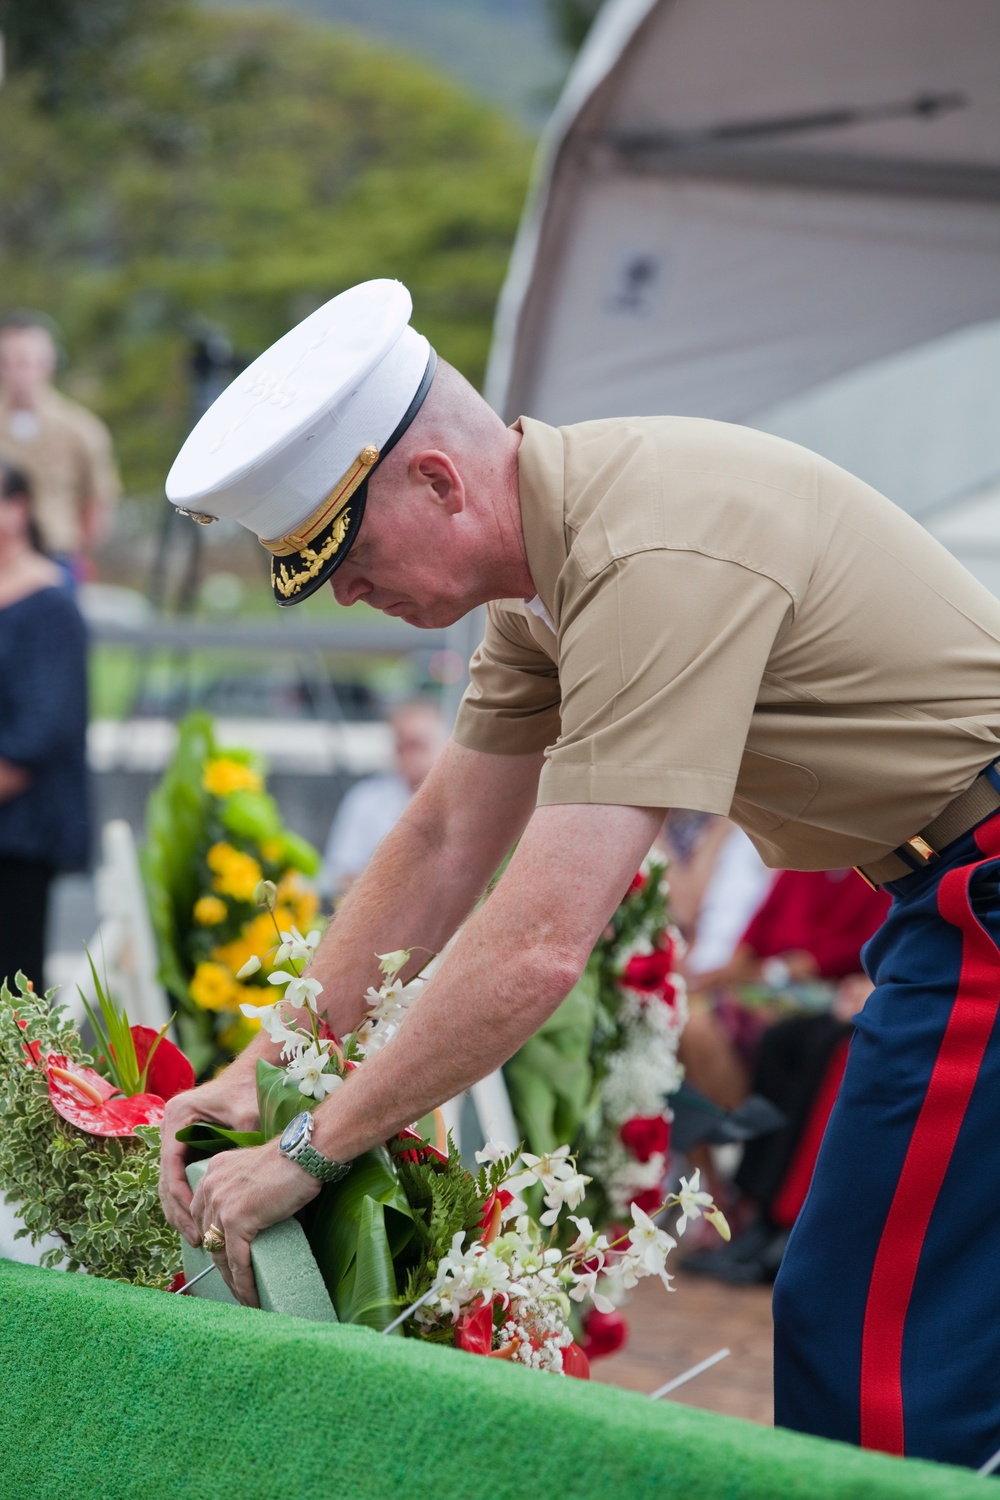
[453,602,562,756]
[79,415,120,513]
[537,549,794,813]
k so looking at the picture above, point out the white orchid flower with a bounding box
[377,949,411,980]
[505,1145,575,1196]
[284,1042,342,1100]
[567,1268,616,1315]
[539,1170,591,1226]
[238,998,299,1051]
[268,970,323,1008]
[236,954,262,979]
[274,926,320,967]
[626,1202,677,1290]
[475,1140,511,1166]
[673,1168,716,1236]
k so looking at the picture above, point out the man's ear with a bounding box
[410,449,465,515]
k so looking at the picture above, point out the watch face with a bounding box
[280,1112,309,1153]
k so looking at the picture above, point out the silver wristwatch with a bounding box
[278,1111,351,1185]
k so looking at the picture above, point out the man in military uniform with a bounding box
[0,313,119,576]
[160,281,1000,1469]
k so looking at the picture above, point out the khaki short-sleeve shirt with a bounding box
[0,389,120,555]
[453,416,1000,870]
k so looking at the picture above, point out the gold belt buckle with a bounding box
[905,834,938,867]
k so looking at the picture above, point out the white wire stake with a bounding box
[381,1286,438,1336]
[650,1347,731,1400]
[174,1261,220,1294]
[977,1443,1000,1477]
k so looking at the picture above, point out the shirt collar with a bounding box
[514,416,566,629]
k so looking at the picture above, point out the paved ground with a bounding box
[593,1270,774,1426]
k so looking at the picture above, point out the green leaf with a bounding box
[256,1058,312,1140]
[277,831,321,877]
[175,1122,266,1156]
[220,789,281,843]
[304,1147,415,1327]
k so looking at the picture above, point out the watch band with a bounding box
[292,1141,352,1185]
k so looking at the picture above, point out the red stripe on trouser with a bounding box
[859,817,1000,1454]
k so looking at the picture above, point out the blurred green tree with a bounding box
[547,0,604,53]
[0,7,531,495]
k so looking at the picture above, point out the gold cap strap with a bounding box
[260,444,380,558]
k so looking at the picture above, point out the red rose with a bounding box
[619,1115,671,1163]
[581,1307,628,1360]
[620,949,673,993]
[631,1187,665,1217]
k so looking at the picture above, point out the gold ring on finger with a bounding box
[202,1223,225,1254]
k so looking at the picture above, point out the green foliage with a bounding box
[140,711,215,1008]
[547,0,604,53]
[0,0,184,110]
[0,976,181,1287]
[503,968,600,1157]
[140,712,322,1077]
[0,6,532,495]
[305,1147,415,1330]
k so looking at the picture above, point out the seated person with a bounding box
[319,699,445,900]
[680,868,890,1113]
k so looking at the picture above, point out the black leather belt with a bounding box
[855,758,1000,890]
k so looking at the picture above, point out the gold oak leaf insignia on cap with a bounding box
[271,509,353,598]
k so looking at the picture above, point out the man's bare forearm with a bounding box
[208,741,542,1087]
[309,801,664,1163]
[306,740,542,1037]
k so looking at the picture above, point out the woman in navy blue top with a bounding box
[0,462,89,991]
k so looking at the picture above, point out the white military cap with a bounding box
[165,279,436,605]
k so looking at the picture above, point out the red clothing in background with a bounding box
[740,870,890,979]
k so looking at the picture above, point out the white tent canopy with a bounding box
[486,0,1000,536]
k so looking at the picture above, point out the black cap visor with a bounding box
[272,347,437,607]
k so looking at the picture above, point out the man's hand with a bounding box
[188,1141,320,1306]
[159,1072,261,1246]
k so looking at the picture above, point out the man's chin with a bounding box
[383,601,467,629]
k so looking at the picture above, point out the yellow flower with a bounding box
[203,758,263,798]
[260,838,284,864]
[207,841,239,873]
[212,913,278,976]
[210,847,263,903]
[189,961,239,1012]
[193,895,228,927]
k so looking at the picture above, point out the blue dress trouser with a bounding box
[773,806,1000,1469]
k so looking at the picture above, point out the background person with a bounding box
[0,462,90,989]
[0,312,120,581]
[319,699,446,900]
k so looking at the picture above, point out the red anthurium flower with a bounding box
[129,1026,194,1101]
[631,1187,665,1217]
[478,1188,513,1245]
[619,1115,671,1163]
[456,1297,495,1356]
[562,1341,592,1380]
[45,1054,165,1137]
[581,1307,629,1360]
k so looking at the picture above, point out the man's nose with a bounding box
[331,569,371,607]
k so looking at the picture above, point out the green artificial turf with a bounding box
[0,1258,986,1500]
